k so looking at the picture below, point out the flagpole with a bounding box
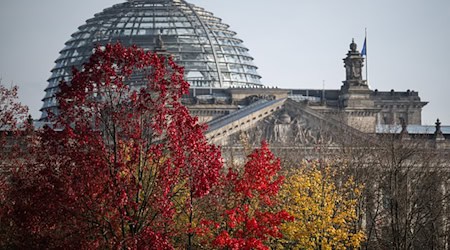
[365,28,369,85]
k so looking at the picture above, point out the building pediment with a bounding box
[206,98,367,148]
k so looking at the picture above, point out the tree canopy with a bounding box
[278,161,365,250]
[0,43,291,249]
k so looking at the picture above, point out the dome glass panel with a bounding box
[40,0,262,120]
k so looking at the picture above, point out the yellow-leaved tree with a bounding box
[278,161,365,250]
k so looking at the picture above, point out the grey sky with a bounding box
[1,0,449,124]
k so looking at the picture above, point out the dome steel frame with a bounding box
[40,0,262,119]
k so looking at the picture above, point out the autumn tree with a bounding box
[0,82,29,163]
[0,82,30,247]
[195,141,291,250]
[0,82,28,131]
[306,122,450,249]
[3,43,222,249]
[278,160,365,250]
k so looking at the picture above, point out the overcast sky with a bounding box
[1,0,449,124]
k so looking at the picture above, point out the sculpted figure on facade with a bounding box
[234,110,333,146]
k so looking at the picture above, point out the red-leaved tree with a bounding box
[0,82,30,166]
[2,44,290,250]
[197,142,292,250]
[3,43,222,249]
[0,82,28,131]
[0,82,30,247]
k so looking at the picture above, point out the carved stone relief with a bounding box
[228,107,334,147]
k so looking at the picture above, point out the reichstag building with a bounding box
[39,0,448,146]
[33,0,450,248]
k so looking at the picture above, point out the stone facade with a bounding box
[183,40,429,137]
[372,90,426,125]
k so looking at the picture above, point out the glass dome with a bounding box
[40,0,262,120]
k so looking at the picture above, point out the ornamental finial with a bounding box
[350,38,357,52]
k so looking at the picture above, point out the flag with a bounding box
[361,37,367,57]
